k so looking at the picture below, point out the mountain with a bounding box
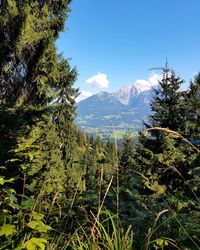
[75,83,155,139]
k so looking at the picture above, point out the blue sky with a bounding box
[56,0,200,101]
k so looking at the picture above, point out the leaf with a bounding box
[32,212,44,221]
[177,201,189,211]
[0,224,16,236]
[150,181,165,196]
[0,177,15,185]
[27,221,52,233]
[21,197,35,209]
[6,158,20,163]
[23,237,47,250]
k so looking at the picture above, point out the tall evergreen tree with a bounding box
[150,65,185,131]
[0,0,78,202]
[119,129,135,174]
[135,66,199,197]
[0,1,81,248]
[185,72,200,141]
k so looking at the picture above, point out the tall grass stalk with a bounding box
[67,210,133,250]
[113,127,120,228]
[90,176,113,240]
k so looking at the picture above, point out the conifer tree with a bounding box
[185,72,200,141]
[150,66,185,131]
[0,0,78,202]
[119,129,135,174]
[106,138,118,172]
[135,66,199,197]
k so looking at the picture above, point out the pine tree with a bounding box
[119,129,135,174]
[150,66,185,131]
[185,72,200,141]
[105,138,118,173]
[0,0,73,105]
[0,1,80,247]
[135,66,199,197]
[0,0,78,202]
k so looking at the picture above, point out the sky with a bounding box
[56,0,200,101]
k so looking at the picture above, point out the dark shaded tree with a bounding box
[184,72,200,141]
[0,0,78,203]
[119,129,135,174]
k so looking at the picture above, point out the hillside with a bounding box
[75,84,155,138]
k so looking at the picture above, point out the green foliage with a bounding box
[68,210,134,250]
[23,237,47,250]
[0,224,16,236]
[119,129,135,173]
[184,72,200,139]
[0,177,15,185]
[0,1,200,249]
[27,221,52,233]
[150,65,185,131]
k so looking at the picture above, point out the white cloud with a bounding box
[76,90,92,102]
[86,72,109,88]
[134,74,161,92]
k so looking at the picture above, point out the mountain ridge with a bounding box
[75,82,156,139]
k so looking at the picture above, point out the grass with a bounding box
[66,210,134,250]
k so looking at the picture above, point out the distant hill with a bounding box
[75,84,156,139]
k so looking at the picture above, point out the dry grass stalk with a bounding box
[90,176,114,241]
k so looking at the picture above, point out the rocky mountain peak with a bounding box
[75,75,161,138]
[111,80,156,105]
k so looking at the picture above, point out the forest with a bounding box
[0,1,199,249]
